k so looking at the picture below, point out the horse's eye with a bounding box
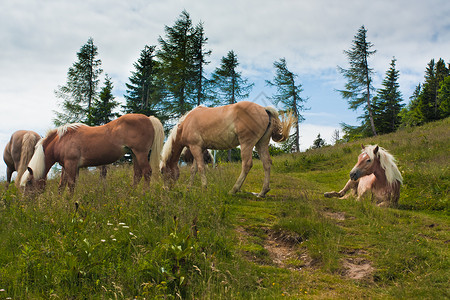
[367,159,371,163]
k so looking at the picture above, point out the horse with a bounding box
[3,130,41,188]
[324,144,403,207]
[160,101,296,197]
[180,148,213,165]
[20,114,164,193]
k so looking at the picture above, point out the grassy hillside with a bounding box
[0,118,448,299]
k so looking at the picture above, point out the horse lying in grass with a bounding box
[3,130,41,188]
[324,144,403,207]
[160,101,296,197]
[20,114,164,193]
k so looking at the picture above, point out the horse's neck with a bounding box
[372,163,388,188]
[168,143,184,167]
[41,137,58,177]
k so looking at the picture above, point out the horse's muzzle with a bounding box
[350,169,360,181]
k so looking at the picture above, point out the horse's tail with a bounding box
[265,107,296,142]
[16,132,40,187]
[148,116,165,175]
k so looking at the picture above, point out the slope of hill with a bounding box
[0,118,448,299]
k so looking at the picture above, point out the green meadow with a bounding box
[0,118,448,299]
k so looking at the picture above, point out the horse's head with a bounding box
[19,141,48,193]
[20,167,47,193]
[161,162,180,184]
[350,144,380,181]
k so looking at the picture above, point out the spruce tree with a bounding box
[123,45,162,118]
[54,37,103,126]
[437,75,450,118]
[266,58,306,152]
[312,134,325,149]
[400,84,423,127]
[211,50,253,161]
[418,59,449,122]
[211,50,253,105]
[192,22,212,106]
[373,58,403,134]
[157,10,197,117]
[90,75,119,125]
[338,25,377,136]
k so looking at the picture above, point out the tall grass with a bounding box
[0,118,449,299]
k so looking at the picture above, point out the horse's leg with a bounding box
[255,142,272,198]
[324,179,357,199]
[189,146,207,188]
[58,167,68,194]
[189,158,198,187]
[62,163,78,194]
[133,152,152,186]
[5,166,13,188]
[230,144,253,194]
[131,153,143,185]
[99,165,107,179]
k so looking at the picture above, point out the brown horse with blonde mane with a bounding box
[324,144,403,207]
[20,114,164,192]
[3,130,41,188]
[160,101,296,197]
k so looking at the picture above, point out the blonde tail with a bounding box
[16,133,40,187]
[149,116,165,176]
[266,108,296,142]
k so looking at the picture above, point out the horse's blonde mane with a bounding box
[56,123,86,137]
[364,145,403,185]
[20,140,46,185]
[160,112,191,169]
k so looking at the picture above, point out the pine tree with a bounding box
[373,58,403,134]
[123,45,163,118]
[192,22,212,106]
[400,84,423,127]
[266,58,306,152]
[54,37,103,126]
[211,50,253,161]
[312,134,325,149]
[437,75,450,118]
[211,50,253,105]
[157,10,197,117]
[338,25,377,136]
[90,75,119,125]
[418,59,449,122]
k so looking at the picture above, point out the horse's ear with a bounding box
[373,145,379,155]
[361,144,365,150]
[28,167,33,176]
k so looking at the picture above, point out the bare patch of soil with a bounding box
[323,211,346,221]
[342,258,373,280]
[236,226,315,270]
[340,249,374,281]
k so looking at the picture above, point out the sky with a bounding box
[1,0,449,180]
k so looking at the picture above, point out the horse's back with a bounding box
[181,102,269,149]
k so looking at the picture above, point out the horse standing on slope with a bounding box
[3,130,41,188]
[324,144,403,207]
[20,114,164,193]
[160,101,296,197]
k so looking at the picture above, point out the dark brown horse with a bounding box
[160,101,296,197]
[21,114,164,192]
[3,130,41,188]
[324,145,403,207]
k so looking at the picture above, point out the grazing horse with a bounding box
[20,114,164,192]
[3,130,41,188]
[160,101,296,197]
[324,145,403,207]
[180,148,213,165]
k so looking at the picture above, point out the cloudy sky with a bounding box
[1,0,449,180]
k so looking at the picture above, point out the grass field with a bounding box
[0,118,448,299]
